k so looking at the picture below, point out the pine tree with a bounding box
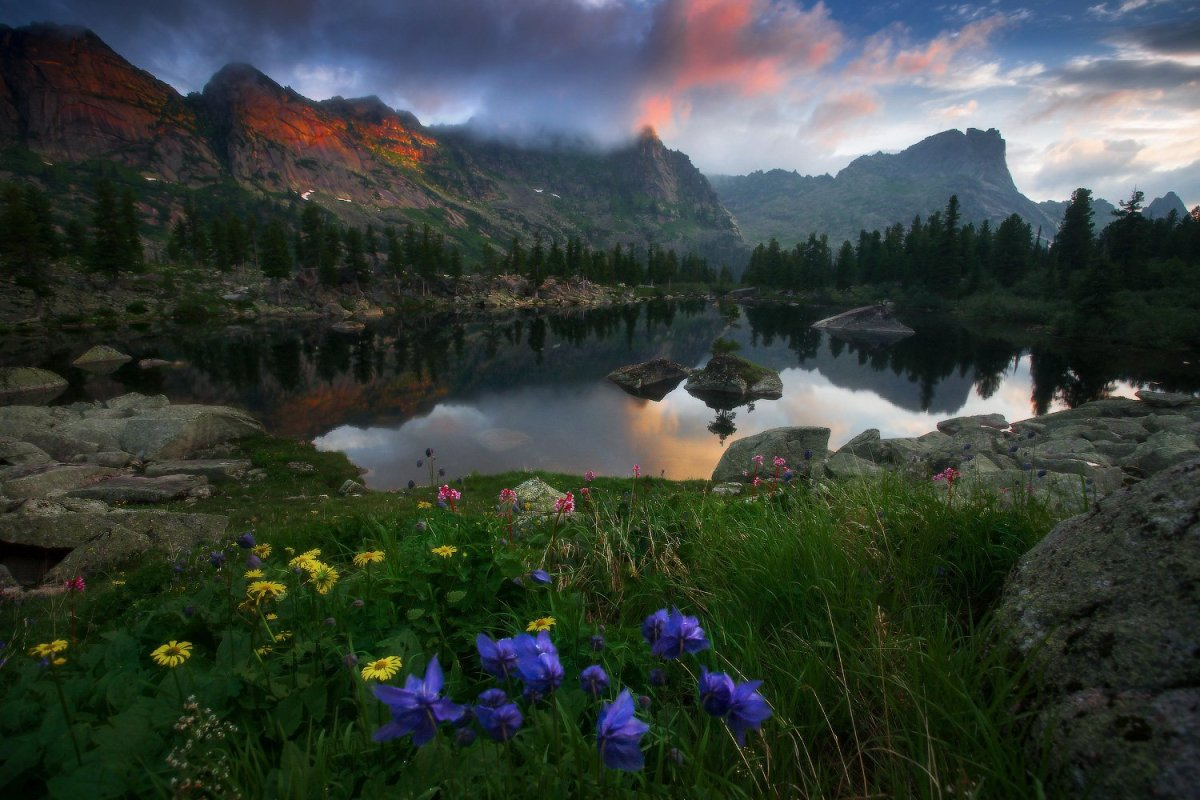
[119,188,144,272]
[260,218,293,279]
[89,179,124,279]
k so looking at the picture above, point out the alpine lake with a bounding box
[8,299,1199,487]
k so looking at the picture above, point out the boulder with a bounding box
[685,353,782,401]
[66,474,211,504]
[836,428,880,459]
[1135,389,1199,409]
[0,464,123,500]
[105,393,170,413]
[711,426,830,483]
[995,458,1200,800]
[107,404,263,460]
[0,438,53,466]
[72,345,132,368]
[0,509,228,585]
[821,452,884,479]
[339,479,367,496]
[1128,431,1199,476]
[606,359,692,401]
[144,459,251,482]
[0,367,68,402]
[935,413,1008,436]
[514,477,567,515]
[22,430,103,460]
[811,303,915,337]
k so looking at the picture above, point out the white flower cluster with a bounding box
[165,697,241,798]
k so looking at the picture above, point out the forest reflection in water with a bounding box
[16,299,1197,485]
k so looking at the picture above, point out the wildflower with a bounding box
[726,679,773,746]
[255,645,272,656]
[426,448,434,458]
[324,617,336,627]
[150,640,193,668]
[513,630,557,659]
[584,470,597,482]
[529,569,552,586]
[580,664,610,697]
[773,456,786,468]
[246,581,288,603]
[782,469,795,483]
[274,630,293,642]
[361,656,403,681]
[438,467,446,477]
[517,646,564,696]
[650,608,710,659]
[698,667,734,716]
[455,726,478,746]
[209,551,226,568]
[803,449,813,461]
[554,492,574,514]
[244,569,265,579]
[638,694,652,710]
[438,484,461,504]
[52,657,67,667]
[353,550,385,568]
[590,634,606,652]
[752,454,764,467]
[478,688,508,707]
[372,656,465,746]
[932,467,962,484]
[352,599,365,609]
[64,576,85,593]
[236,532,256,549]
[266,612,278,620]
[596,689,649,771]
[288,549,321,570]
[307,562,340,594]
[28,639,69,658]
[252,543,272,559]
[1037,469,1047,478]
[498,488,517,505]
[344,653,359,668]
[632,464,640,478]
[752,476,762,488]
[649,668,667,687]
[472,700,520,743]
[580,486,590,499]
[642,609,670,646]
[431,545,458,558]
[245,554,262,569]
[476,634,519,680]
[417,501,432,510]
[407,480,416,490]
[525,616,556,633]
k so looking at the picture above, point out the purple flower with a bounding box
[417,459,424,468]
[476,688,508,708]
[245,554,262,569]
[407,480,416,490]
[528,569,552,586]
[596,689,649,771]
[475,701,523,742]
[513,630,557,659]
[372,656,465,746]
[476,634,518,680]
[803,449,813,461]
[651,608,710,660]
[649,668,667,687]
[590,634,606,652]
[517,650,564,695]
[344,653,358,668]
[726,680,772,746]
[641,609,669,646]
[236,531,256,549]
[426,448,434,458]
[209,551,226,568]
[580,664,610,697]
[698,667,735,716]
[455,727,477,747]
[1037,469,1047,478]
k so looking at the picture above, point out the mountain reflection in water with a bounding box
[11,300,1197,487]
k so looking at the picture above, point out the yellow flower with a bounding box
[360,655,403,681]
[308,562,339,595]
[431,545,458,558]
[112,579,126,586]
[526,616,556,633]
[244,569,265,579]
[353,550,385,568]
[252,543,272,559]
[247,581,288,603]
[266,612,279,621]
[417,501,432,509]
[274,630,293,642]
[52,657,67,667]
[289,549,322,571]
[29,639,69,658]
[150,640,193,668]
[256,645,273,656]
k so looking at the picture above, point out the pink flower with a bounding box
[752,476,762,487]
[498,488,517,504]
[438,484,462,502]
[932,468,961,484]
[65,576,85,593]
[555,492,575,514]
[580,487,590,499]
[632,464,640,478]
[752,455,764,467]
[773,456,786,468]
[584,470,597,482]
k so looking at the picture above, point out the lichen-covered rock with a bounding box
[0,464,123,500]
[711,426,829,483]
[685,353,782,400]
[0,437,53,466]
[0,367,67,401]
[514,477,567,515]
[935,413,1008,435]
[995,458,1200,800]
[606,359,692,401]
[72,345,132,367]
[821,452,884,479]
[144,459,251,482]
[66,474,211,504]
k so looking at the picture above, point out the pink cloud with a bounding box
[848,15,1009,83]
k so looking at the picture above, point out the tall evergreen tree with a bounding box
[260,218,293,279]
[89,179,124,279]
[1053,188,1095,287]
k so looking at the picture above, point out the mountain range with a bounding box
[0,23,1188,266]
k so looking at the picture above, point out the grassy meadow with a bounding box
[1,437,1063,798]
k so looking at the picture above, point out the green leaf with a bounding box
[405,608,425,621]
[445,590,467,604]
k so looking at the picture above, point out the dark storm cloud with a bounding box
[1109,18,1200,57]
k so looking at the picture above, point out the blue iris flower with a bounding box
[475,691,523,742]
[651,608,710,659]
[517,650,564,696]
[476,634,518,680]
[236,531,256,549]
[698,667,735,716]
[641,608,670,646]
[529,569,552,586]
[726,679,773,746]
[596,689,649,771]
[580,664,610,697]
[372,656,464,746]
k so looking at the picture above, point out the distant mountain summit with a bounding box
[0,23,743,263]
[710,128,1061,247]
[1145,191,1188,220]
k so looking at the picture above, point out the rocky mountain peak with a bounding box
[1146,191,1188,220]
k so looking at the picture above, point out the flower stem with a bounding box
[52,673,83,767]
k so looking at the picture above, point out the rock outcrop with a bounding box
[711,426,830,483]
[811,303,914,338]
[607,359,693,401]
[685,353,782,402]
[994,458,1200,800]
[0,367,68,402]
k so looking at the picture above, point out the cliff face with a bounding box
[0,23,221,182]
[0,23,745,263]
[711,128,1061,247]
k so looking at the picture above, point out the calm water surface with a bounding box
[10,300,1198,487]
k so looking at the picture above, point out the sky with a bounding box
[4,0,1199,207]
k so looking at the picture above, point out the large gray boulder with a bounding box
[606,359,692,401]
[995,458,1200,800]
[72,345,132,368]
[67,474,212,504]
[514,477,568,515]
[711,426,830,483]
[811,303,914,336]
[0,367,68,402]
[144,459,251,482]
[0,507,228,585]
[686,353,782,401]
[0,464,123,500]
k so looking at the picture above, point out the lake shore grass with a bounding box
[1,436,1064,798]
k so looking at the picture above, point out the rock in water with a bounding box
[811,303,914,338]
[0,367,68,402]
[685,353,782,401]
[606,359,692,401]
[72,345,133,367]
[995,458,1200,800]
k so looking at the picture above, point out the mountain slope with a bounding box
[0,23,744,264]
[710,128,1061,247]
